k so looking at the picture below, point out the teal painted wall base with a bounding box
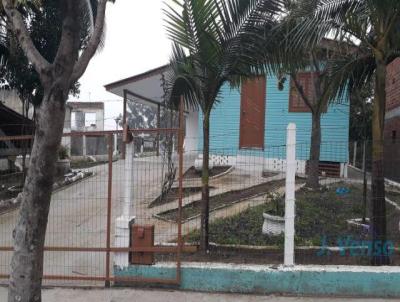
[114,263,400,297]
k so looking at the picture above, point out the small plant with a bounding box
[58,145,69,160]
[265,192,285,217]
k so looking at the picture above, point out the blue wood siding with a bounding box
[198,75,349,163]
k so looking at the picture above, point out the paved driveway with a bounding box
[0,157,167,285]
[0,153,285,286]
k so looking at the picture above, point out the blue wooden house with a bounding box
[105,65,350,177]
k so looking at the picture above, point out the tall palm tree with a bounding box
[164,0,282,251]
[285,0,400,265]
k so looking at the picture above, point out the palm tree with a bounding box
[276,39,346,189]
[285,0,400,265]
[164,0,282,251]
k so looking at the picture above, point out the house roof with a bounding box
[0,102,34,137]
[104,64,170,108]
[0,102,34,154]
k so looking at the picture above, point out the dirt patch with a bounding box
[262,171,279,178]
[156,179,286,222]
[149,186,211,208]
[183,166,231,179]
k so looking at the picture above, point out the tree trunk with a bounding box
[200,113,210,252]
[306,111,321,189]
[8,88,67,302]
[371,60,389,265]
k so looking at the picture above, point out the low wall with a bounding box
[114,262,400,297]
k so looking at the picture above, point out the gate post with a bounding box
[106,134,113,287]
[114,131,135,269]
[284,123,296,267]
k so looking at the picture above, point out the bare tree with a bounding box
[2,0,110,301]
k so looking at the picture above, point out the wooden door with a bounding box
[239,77,266,149]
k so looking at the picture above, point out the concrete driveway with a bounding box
[0,157,167,285]
[0,152,286,286]
[0,287,398,302]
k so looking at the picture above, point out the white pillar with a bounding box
[114,133,118,156]
[82,135,87,157]
[114,141,135,268]
[123,142,135,218]
[284,123,296,267]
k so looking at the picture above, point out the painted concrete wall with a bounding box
[115,263,400,298]
[198,75,350,163]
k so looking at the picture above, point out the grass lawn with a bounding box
[185,182,400,247]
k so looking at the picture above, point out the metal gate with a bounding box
[0,103,186,286]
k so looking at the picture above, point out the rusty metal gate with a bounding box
[0,102,186,286]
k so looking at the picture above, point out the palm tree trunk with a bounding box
[371,60,389,265]
[306,110,321,189]
[8,88,67,302]
[200,113,210,252]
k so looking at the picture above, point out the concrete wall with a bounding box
[115,263,400,298]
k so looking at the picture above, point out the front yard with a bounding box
[185,182,400,247]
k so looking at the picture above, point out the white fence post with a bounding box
[114,133,118,156]
[284,123,296,267]
[114,141,135,268]
[82,134,87,157]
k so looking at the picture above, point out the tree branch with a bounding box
[71,0,108,82]
[2,0,50,77]
[54,1,82,71]
[291,73,314,113]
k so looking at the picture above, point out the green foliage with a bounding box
[57,145,69,160]
[265,192,285,217]
[186,183,373,247]
[164,0,282,112]
[1,0,105,108]
[282,0,400,99]
[349,82,373,141]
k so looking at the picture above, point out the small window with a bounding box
[85,112,97,128]
[392,130,397,144]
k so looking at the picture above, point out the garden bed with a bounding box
[149,186,211,208]
[156,179,286,222]
[71,160,109,169]
[184,182,400,247]
[183,165,232,179]
[155,243,400,265]
[262,171,280,178]
[387,189,400,206]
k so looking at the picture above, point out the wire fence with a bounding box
[1,128,400,287]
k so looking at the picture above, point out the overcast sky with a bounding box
[69,0,172,129]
